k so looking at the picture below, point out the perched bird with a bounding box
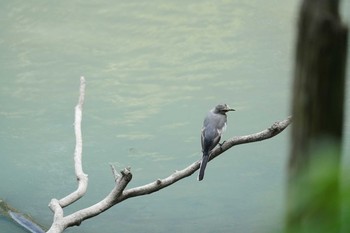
[198,104,235,181]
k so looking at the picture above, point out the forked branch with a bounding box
[47,78,292,233]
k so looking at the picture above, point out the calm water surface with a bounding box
[1,1,350,233]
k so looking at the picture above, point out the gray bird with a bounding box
[198,104,235,181]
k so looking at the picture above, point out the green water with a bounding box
[1,1,349,233]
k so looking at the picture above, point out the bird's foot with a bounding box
[219,141,226,151]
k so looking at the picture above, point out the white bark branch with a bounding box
[47,77,292,233]
[60,76,88,206]
[47,77,88,233]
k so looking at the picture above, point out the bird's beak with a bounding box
[225,105,235,111]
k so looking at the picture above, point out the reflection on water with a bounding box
[1,1,349,233]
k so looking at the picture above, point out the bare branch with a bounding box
[47,77,87,233]
[211,116,293,160]
[47,77,292,233]
[122,116,292,200]
[49,168,133,231]
[58,76,88,207]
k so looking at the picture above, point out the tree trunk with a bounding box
[287,0,348,232]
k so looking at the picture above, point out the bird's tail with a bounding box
[198,153,209,181]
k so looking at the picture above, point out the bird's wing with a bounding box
[201,127,221,153]
[210,133,221,151]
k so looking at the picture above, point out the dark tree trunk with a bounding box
[287,0,348,232]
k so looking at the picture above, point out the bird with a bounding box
[198,104,235,181]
